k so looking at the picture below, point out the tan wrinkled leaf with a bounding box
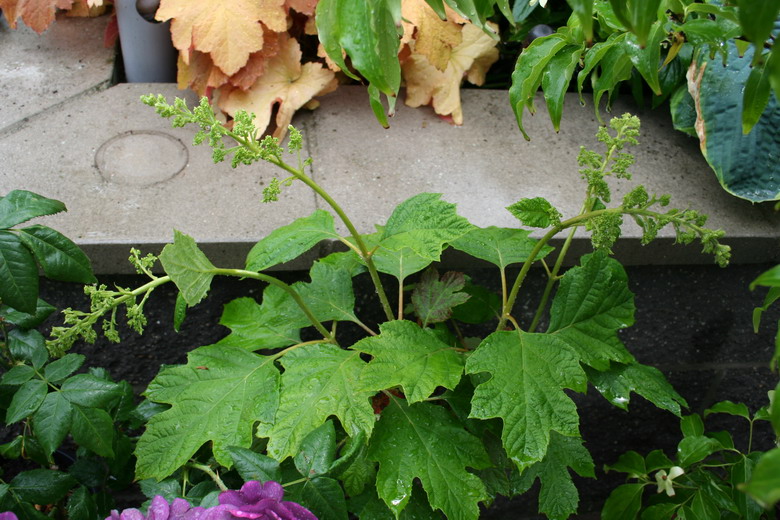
[156,0,271,76]
[401,0,463,71]
[219,34,337,139]
[403,22,498,124]
[177,51,229,95]
[287,0,317,16]
[229,30,282,90]
[0,0,74,33]
[65,0,105,17]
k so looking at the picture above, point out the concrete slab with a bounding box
[0,13,114,132]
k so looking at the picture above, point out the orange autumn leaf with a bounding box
[155,0,278,76]
[230,30,282,90]
[287,0,317,16]
[177,50,229,95]
[401,0,463,71]
[0,0,74,33]
[219,34,337,139]
[403,22,498,124]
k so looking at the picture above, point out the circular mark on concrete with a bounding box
[96,130,188,185]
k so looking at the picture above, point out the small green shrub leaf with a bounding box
[291,258,359,324]
[295,420,337,478]
[227,446,282,483]
[331,434,374,497]
[61,374,122,408]
[585,362,687,416]
[353,320,464,403]
[676,436,722,466]
[411,268,470,326]
[160,230,216,306]
[173,291,187,332]
[18,225,96,284]
[70,404,115,458]
[44,353,85,383]
[257,343,374,461]
[741,448,780,509]
[621,21,664,95]
[216,296,301,350]
[543,44,584,131]
[8,329,47,369]
[5,379,47,424]
[451,225,553,268]
[605,451,646,477]
[566,0,594,42]
[301,477,349,520]
[32,392,72,457]
[601,483,644,520]
[67,486,97,520]
[466,330,586,471]
[138,345,280,479]
[0,190,66,229]
[736,0,780,45]
[369,396,490,520]
[10,469,76,504]
[246,210,337,272]
[704,400,751,420]
[0,299,56,328]
[0,230,39,314]
[506,198,562,229]
[0,365,35,386]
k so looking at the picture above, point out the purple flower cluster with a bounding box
[107,481,316,520]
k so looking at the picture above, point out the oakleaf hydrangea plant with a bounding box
[44,95,732,519]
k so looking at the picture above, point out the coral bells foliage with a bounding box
[106,482,316,520]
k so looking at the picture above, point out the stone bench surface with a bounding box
[1,16,777,273]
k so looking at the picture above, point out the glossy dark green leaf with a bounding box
[0,230,39,314]
[32,392,72,457]
[227,446,282,483]
[622,21,664,95]
[8,329,47,369]
[0,299,55,328]
[44,353,85,383]
[565,0,593,41]
[676,436,722,466]
[640,503,679,520]
[742,63,772,134]
[301,477,349,520]
[605,450,646,477]
[680,414,705,438]
[542,44,583,131]
[61,374,122,408]
[70,404,115,457]
[10,469,76,504]
[586,362,687,415]
[704,400,751,421]
[18,225,95,284]
[577,37,621,100]
[5,379,47,424]
[333,435,374,497]
[741,448,780,509]
[67,486,97,520]
[601,483,644,520]
[159,230,216,306]
[736,0,780,45]
[0,365,35,386]
[592,45,634,117]
[609,0,662,47]
[295,420,337,478]
[669,84,697,137]
[0,190,66,229]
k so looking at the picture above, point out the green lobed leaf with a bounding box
[290,257,360,325]
[0,190,66,229]
[216,296,301,351]
[60,374,122,408]
[0,230,39,314]
[245,210,337,272]
[353,320,464,403]
[10,469,76,504]
[43,353,85,383]
[8,329,47,369]
[542,44,584,132]
[513,432,595,520]
[257,343,374,461]
[411,268,470,326]
[32,392,72,457]
[356,230,432,281]
[295,420,337,478]
[227,446,282,483]
[547,252,635,371]
[301,477,349,520]
[601,482,644,520]
[159,230,216,306]
[450,226,553,269]
[466,330,586,471]
[18,225,96,284]
[741,448,780,509]
[369,396,490,520]
[380,193,474,260]
[69,404,115,458]
[5,379,47,424]
[0,299,56,328]
[137,345,280,479]
[585,362,687,416]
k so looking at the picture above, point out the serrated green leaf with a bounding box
[601,483,644,520]
[291,257,360,325]
[216,296,301,350]
[466,330,586,471]
[246,210,337,272]
[510,34,570,139]
[451,226,553,269]
[159,230,216,307]
[1,365,35,386]
[67,486,97,520]
[137,345,280,480]
[139,478,181,502]
[44,353,85,383]
[0,190,66,229]
[547,252,635,370]
[704,400,751,421]
[257,343,374,461]
[336,439,375,497]
[61,374,121,408]
[741,448,780,509]
[380,193,473,260]
[543,44,584,131]
[10,469,76,504]
[369,396,490,520]
[359,230,432,281]
[70,404,114,458]
[18,226,95,284]
[295,420,337,478]
[0,299,55,328]
[8,329,47,369]
[0,230,39,314]
[586,362,687,416]
[5,379,47,424]
[32,392,72,457]
[227,446,282,483]
[513,432,595,520]
[411,268,470,326]
[354,320,464,403]
[173,291,187,332]
[676,436,722,466]
[301,477,348,520]
[506,197,563,229]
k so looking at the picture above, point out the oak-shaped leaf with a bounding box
[136,345,280,480]
[466,330,586,471]
[547,252,635,370]
[216,296,301,351]
[411,268,470,326]
[352,229,432,283]
[368,396,490,520]
[256,343,374,461]
[0,0,75,33]
[353,320,464,403]
[450,226,553,270]
[585,362,687,416]
[513,432,595,520]
[159,230,216,307]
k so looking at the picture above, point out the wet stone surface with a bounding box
[95,130,188,185]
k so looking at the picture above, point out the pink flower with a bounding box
[218,481,317,520]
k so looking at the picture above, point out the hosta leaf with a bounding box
[547,252,635,370]
[18,226,95,284]
[216,296,301,351]
[159,230,216,307]
[32,392,72,457]
[5,379,47,424]
[450,226,552,269]
[466,330,586,470]
[227,446,281,483]
[257,343,374,461]
[380,193,474,261]
[586,362,687,416]
[353,320,464,403]
[513,432,595,520]
[411,268,470,326]
[137,345,280,480]
[10,469,76,504]
[0,190,66,229]
[246,210,337,272]
[0,230,38,314]
[368,396,490,520]
[70,404,115,458]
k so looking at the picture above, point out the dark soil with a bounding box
[9,261,780,519]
